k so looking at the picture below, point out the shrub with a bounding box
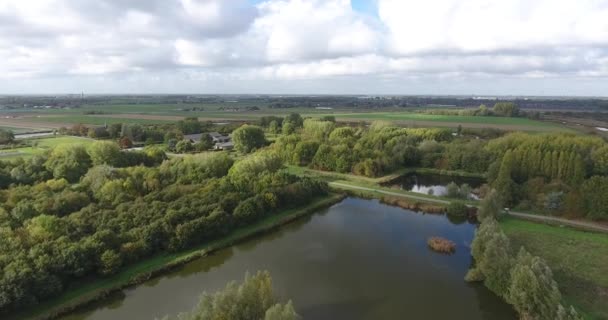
[427,237,456,254]
[446,201,468,217]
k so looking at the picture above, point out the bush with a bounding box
[446,201,468,217]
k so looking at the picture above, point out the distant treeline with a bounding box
[2,95,607,111]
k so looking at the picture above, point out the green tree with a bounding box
[99,250,122,275]
[282,121,295,135]
[232,125,266,153]
[507,248,562,320]
[477,189,502,221]
[492,102,519,117]
[87,141,122,166]
[581,176,608,220]
[592,146,608,175]
[292,141,319,166]
[44,145,92,182]
[268,120,280,134]
[195,134,214,151]
[264,301,299,320]
[0,129,15,144]
[493,150,517,206]
[175,140,194,153]
[167,271,294,320]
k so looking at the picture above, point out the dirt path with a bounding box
[329,181,608,233]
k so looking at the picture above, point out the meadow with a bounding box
[0,136,94,160]
[13,105,570,133]
[502,217,608,320]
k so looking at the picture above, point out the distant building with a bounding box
[214,141,234,150]
[184,132,233,150]
[183,133,205,143]
[208,132,230,143]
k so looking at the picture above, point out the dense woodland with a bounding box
[0,140,327,313]
[266,114,608,220]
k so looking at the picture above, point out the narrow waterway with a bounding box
[60,197,514,320]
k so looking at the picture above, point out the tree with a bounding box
[268,120,280,134]
[177,117,202,135]
[477,189,502,221]
[232,125,266,153]
[118,136,133,149]
[592,146,608,175]
[285,113,304,127]
[0,129,15,144]
[264,301,299,320]
[320,115,336,122]
[99,250,122,275]
[446,201,468,217]
[87,141,122,166]
[166,271,295,320]
[581,176,608,220]
[44,145,92,182]
[492,102,519,117]
[466,218,512,297]
[292,141,319,166]
[493,150,517,206]
[195,134,213,151]
[507,248,562,320]
[175,140,194,153]
[282,121,295,135]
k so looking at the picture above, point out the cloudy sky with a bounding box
[1,0,607,95]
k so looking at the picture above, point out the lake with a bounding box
[384,173,485,199]
[60,197,514,320]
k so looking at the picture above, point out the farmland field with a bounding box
[8,108,571,133]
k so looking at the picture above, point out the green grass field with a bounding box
[14,103,571,132]
[28,115,174,125]
[0,136,94,160]
[501,218,608,320]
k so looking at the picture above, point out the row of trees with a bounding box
[421,102,520,117]
[466,192,581,320]
[0,145,327,313]
[487,132,608,219]
[162,271,298,320]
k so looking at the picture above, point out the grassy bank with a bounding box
[285,165,485,185]
[285,165,479,206]
[8,194,345,320]
[501,217,608,320]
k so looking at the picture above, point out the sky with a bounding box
[0,0,607,96]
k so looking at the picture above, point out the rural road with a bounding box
[329,182,608,233]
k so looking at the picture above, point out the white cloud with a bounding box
[0,0,607,94]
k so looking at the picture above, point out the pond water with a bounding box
[385,173,485,199]
[60,198,514,320]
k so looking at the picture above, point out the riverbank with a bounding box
[8,194,345,320]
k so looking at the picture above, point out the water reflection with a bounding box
[385,173,485,198]
[60,198,514,320]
